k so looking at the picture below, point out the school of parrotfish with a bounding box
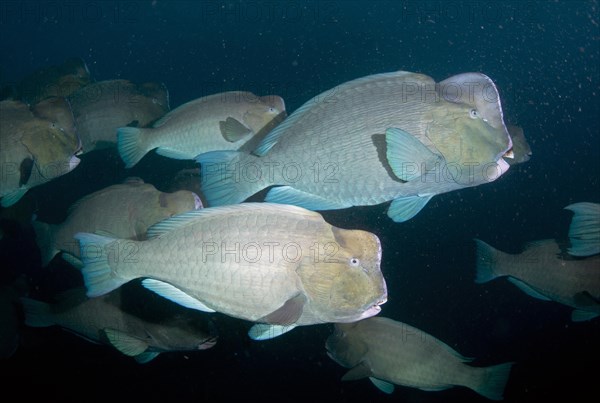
[1,57,598,401]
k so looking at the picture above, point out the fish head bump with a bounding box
[298,227,387,323]
[21,121,81,181]
[243,95,287,134]
[325,322,368,367]
[159,190,204,214]
[427,73,513,186]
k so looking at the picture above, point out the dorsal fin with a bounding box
[146,202,322,239]
[253,71,422,156]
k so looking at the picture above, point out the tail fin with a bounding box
[472,362,514,401]
[75,232,130,297]
[474,239,505,283]
[196,151,269,207]
[32,221,58,267]
[564,202,600,256]
[20,297,55,327]
[117,126,152,168]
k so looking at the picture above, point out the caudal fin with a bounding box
[565,202,600,256]
[196,151,269,207]
[32,221,58,267]
[20,297,55,327]
[472,362,514,401]
[474,239,505,284]
[75,232,129,297]
[1,187,28,207]
[117,126,152,168]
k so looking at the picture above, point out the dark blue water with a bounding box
[1,1,599,402]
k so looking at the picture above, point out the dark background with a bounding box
[1,1,599,402]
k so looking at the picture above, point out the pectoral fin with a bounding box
[248,324,297,340]
[266,186,351,211]
[155,147,194,160]
[385,127,441,181]
[419,385,452,392]
[20,157,34,186]
[219,117,252,142]
[1,186,29,207]
[101,328,148,356]
[369,377,395,394]
[341,361,372,381]
[507,277,552,301]
[135,351,160,364]
[571,310,600,322]
[142,278,216,312]
[257,293,306,325]
[387,194,434,223]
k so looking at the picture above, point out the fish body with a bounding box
[326,316,514,401]
[76,203,387,339]
[117,91,286,167]
[20,287,217,363]
[33,177,202,266]
[68,79,170,152]
[476,202,600,321]
[475,238,600,321]
[198,71,513,222]
[0,100,81,207]
[15,57,91,104]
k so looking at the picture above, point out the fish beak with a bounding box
[69,156,81,170]
[357,297,387,319]
[503,149,514,159]
[198,336,218,350]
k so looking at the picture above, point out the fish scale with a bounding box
[198,71,512,222]
[117,91,286,167]
[78,203,387,339]
[327,317,514,400]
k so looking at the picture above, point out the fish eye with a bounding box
[269,107,276,113]
[349,258,360,267]
[469,109,479,119]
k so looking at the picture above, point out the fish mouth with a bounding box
[69,156,81,171]
[358,297,387,319]
[198,337,218,350]
[192,192,203,210]
[360,305,381,319]
[502,148,514,160]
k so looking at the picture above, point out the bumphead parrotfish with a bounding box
[475,203,600,321]
[198,71,514,222]
[75,203,387,340]
[326,316,514,400]
[0,100,81,207]
[33,177,202,266]
[117,91,286,167]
